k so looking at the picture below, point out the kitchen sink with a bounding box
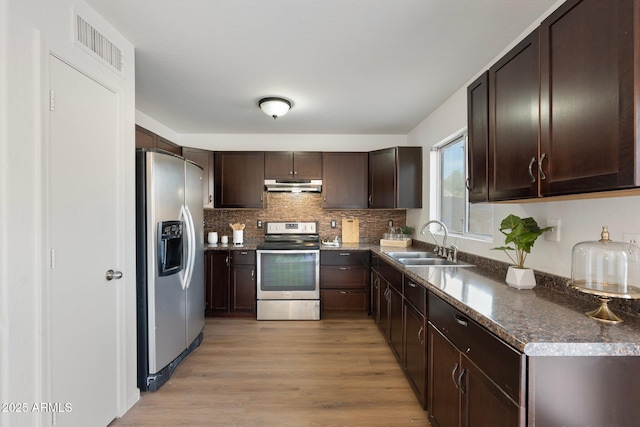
[397,258,474,267]
[383,251,437,259]
[383,251,474,268]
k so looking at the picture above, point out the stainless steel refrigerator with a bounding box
[135,148,205,392]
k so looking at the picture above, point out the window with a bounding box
[432,131,493,239]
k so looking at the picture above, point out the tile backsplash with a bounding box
[204,192,407,241]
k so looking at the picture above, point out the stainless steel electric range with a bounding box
[256,222,320,320]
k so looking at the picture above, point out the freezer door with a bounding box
[146,151,188,373]
[185,160,205,346]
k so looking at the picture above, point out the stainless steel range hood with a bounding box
[264,179,322,192]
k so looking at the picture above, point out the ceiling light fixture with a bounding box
[258,97,292,119]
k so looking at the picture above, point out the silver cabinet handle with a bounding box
[458,368,466,394]
[408,281,417,288]
[528,157,537,182]
[340,290,350,294]
[339,252,350,256]
[105,269,123,281]
[465,177,471,191]
[454,315,468,327]
[538,152,547,180]
[418,326,424,345]
[451,363,459,389]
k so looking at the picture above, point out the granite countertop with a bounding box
[373,247,640,357]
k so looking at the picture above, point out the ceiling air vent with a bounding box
[74,14,123,74]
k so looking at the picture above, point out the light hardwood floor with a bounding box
[111,316,431,427]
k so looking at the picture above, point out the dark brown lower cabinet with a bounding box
[205,250,256,317]
[205,251,230,316]
[388,285,403,361]
[428,292,525,427]
[378,279,390,339]
[320,251,369,314]
[404,302,426,408]
[529,356,640,426]
[428,325,461,427]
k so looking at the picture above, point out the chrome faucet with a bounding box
[420,220,449,257]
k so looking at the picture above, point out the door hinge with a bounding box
[49,90,55,111]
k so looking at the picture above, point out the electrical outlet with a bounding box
[330,220,337,228]
[545,219,561,242]
[257,220,263,228]
[623,233,640,246]
[388,220,394,227]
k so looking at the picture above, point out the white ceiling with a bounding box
[84,0,558,135]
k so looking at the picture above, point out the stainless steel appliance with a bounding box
[135,149,205,391]
[256,222,320,320]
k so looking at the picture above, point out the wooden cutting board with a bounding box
[342,218,359,243]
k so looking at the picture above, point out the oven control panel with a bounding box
[265,221,317,235]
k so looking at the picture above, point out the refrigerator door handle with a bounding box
[179,204,193,290]
[184,204,196,289]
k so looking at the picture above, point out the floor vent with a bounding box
[75,14,123,74]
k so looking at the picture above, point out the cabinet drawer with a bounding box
[320,266,368,289]
[429,293,524,403]
[321,289,368,311]
[404,276,426,316]
[321,250,369,266]
[230,250,256,265]
[378,258,403,291]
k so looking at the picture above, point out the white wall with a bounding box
[406,0,640,279]
[0,1,138,425]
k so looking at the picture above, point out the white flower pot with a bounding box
[506,266,536,290]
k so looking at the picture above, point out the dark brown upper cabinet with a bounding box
[488,29,540,201]
[214,151,264,208]
[478,0,640,202]
[369,147,422,209]
[467,72,489,203]
[264,151,322,180]
[322,152,368,209]
[182,147,214,209]
[135,125,181,156]
[539,0,640,195]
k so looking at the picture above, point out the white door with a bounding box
[48,55,121,426]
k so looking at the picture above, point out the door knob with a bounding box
[105,269,123,281]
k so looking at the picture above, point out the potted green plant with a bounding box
[492,214,553,289]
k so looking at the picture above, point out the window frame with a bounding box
[430,128,493,242]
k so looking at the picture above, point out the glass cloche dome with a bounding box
[569,226,640,323]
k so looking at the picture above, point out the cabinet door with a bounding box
[183,147,214,209]
[461,355,522,427]
[264,151,294,179]
[370,268,380,322]
[428,325,460,427]
[214,152,264,208]
[369,148,396,208]
[322,152,368,208]
[489,30,540,201]
[540,0,639,195]
[396,146,422,208]
[231,264,256,315]
[206,251,230,316]
[389,285,404,362]
[293,152,322,179]
[467,72,489,203]
[404,303,427,408]
[379,281,390,340]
